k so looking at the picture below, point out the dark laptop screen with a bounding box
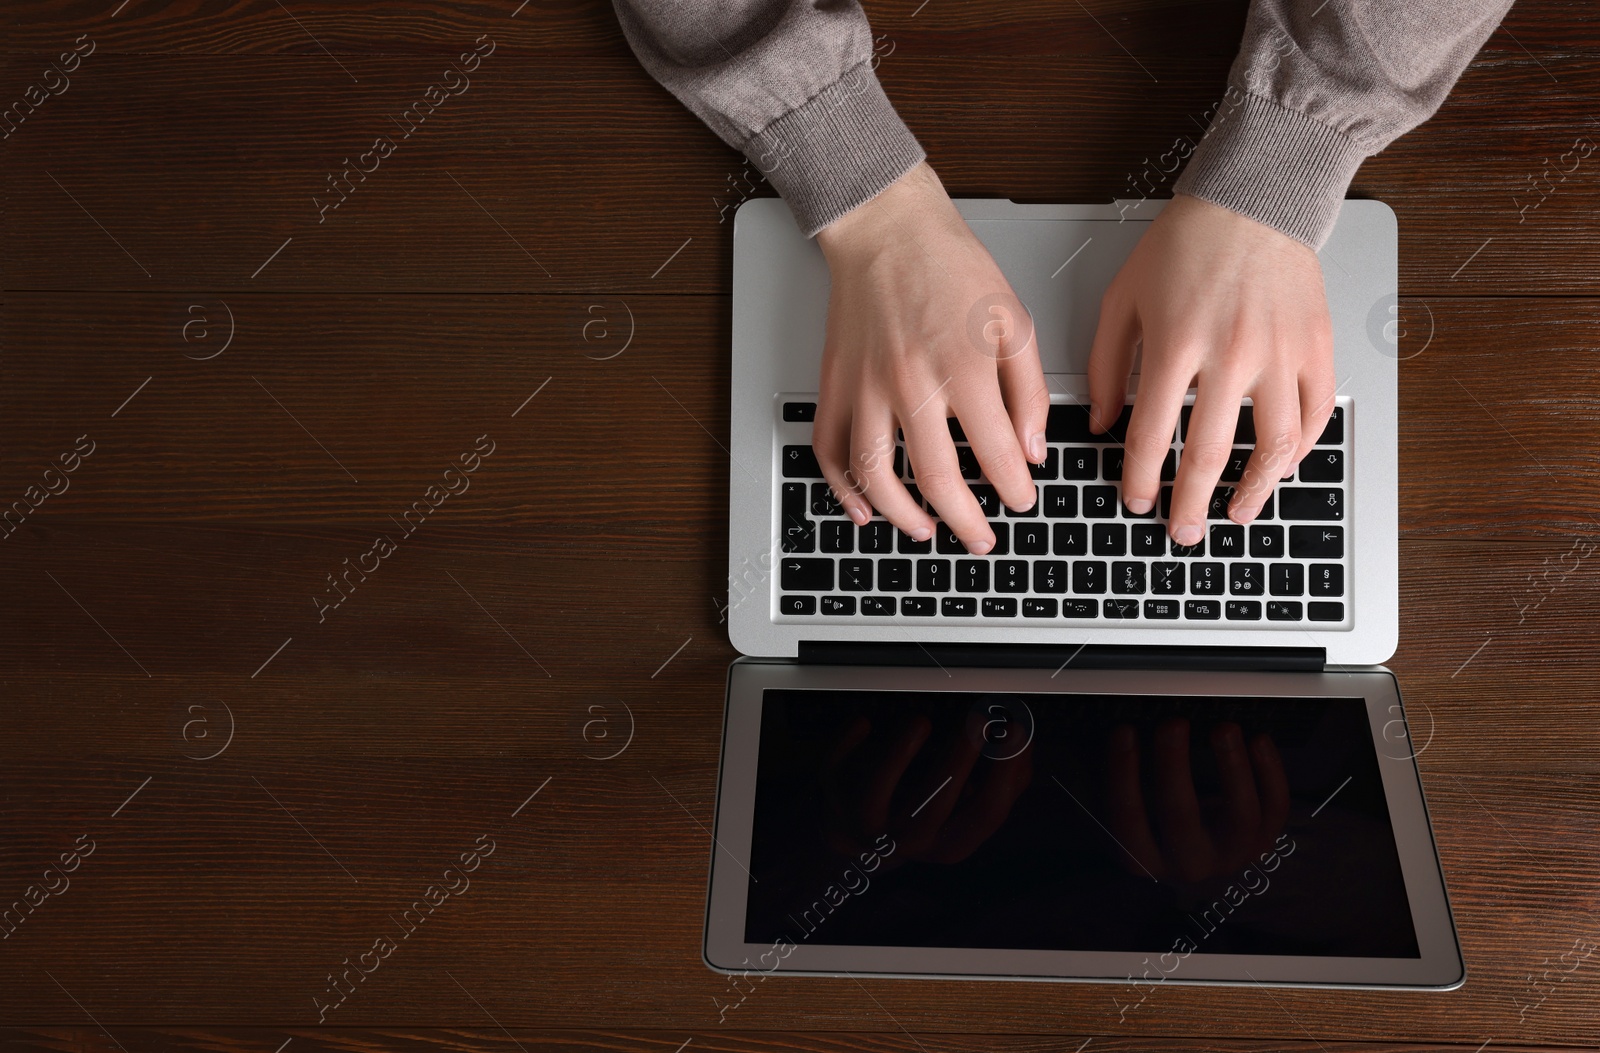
[744,690,1419,959]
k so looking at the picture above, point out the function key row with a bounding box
[778,594,1346,622]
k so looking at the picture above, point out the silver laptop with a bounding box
[706,198,1461,990]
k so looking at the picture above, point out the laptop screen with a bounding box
[744,689,1419,959]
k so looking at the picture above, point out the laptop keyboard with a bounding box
[775,397,1351,627]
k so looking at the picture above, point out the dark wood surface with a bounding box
[3,1,1599,1049]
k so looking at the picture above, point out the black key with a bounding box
[1226,599,1262,620]
[1112,561,1146,595]
[1182,404,1255,443]
[1121,498,1156,520]
[1030,448,1059,480]
[782,401,816,422]
[1290,525,1344,559]
[1278,488,1344,521]
[1063,598,1099,618]
[861,596,894,616]
[1160,486,1173,519]
[995,560,1029,593]
[905,484,924,509]
[1220,448,1251,483]
[780,558,833,591]
[1151,562,1185,595]
[1034,560,1069,593]
[1190,562,1224,595]
[779,595,816,615]
[1310,563,1345,597]
[1006,485,1040,518]
[935,522,968,554]
[1170,536,1204,558]
[989,522,1011,555]
[1053,522,1088,556]
[782,521,815,552]
[895,445,908,479]
[822,520,854,553]
[970,484,1001,517]
[1269,563,1303,596]
[947,418,967,442]
[897,529,932,554]
[1267,600,1303,621]
[956,560,990,593]
[1161,449,1177,482]
[1316,407,1344,446]
[1102,448,1125,481]
[820,595,855,616]
[1132,524,1166,556]
[942,596,977,617]
[1209,524,1245,558]
[1024,597,1058,618]
[916,559,952,593]
[782,483,813,551]
[1104,598,1139,619]
[840,559,873,591]
[1084,486,1119,518]
[782,445,821,478]
[982,597,1017,617]
[1309,601,1345,621]
[1229,562,1265,595]
[1015,522,1050,555]
[1299,449,1344,483]
[783,481,808,521]
[811,482,842,517]
[955,445,982,480]
[1145,598,1181,620]
[1092,523,1127,556]
[1185,599,1221,620]
[859,520,894,554]
[1072,560,1107,594]
[1206,487,1234,520]
[1043,485,1078,517]
[1047,404,1096,443]
[1249,525,1284,558]
[1258,493,1275,520]
[1099,405,1134,443]
[901,596,936,616]
[878,559,912,592]
[1060,447,1098,480]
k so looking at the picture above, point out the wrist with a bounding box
[816,161,958,264]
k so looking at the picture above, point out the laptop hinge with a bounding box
[797,642,1325,673]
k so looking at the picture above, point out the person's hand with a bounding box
[820,708,1033,866]
[1088,193,1336,546]
[1104,718,1289,884]
[812,161,1049,554]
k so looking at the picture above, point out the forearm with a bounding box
[1176,0,1516,248]
[612,0,925,236]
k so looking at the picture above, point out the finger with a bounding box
[952,379,1038,512]
[1087,283,1139,434]
[903,402,995,554]
[811,392,872,525]
[1105,723,1164,878]
[1250,732,1291,853]
[1295,352,1337,468]
[930,743,1032,865]
[1229,380,1300,523]
[1119,352,1191,514]
[861,715,930,836]
[1210,722,1262,865]
[992,297,1052,466]
[826,715,872,769]
[1169,374,1247,548]
[848,402,934,541]
[1152,717,1214,881]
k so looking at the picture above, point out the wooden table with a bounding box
[3,1,1597,1049]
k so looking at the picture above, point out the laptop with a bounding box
[706,197,1462,990]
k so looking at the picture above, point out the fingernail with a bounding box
[1028,431,1046,463]
[1125,496,1153,515]
[1175,524,1202,547]
[969,536,994,556]
[848,503,869,526]
[912,526,933,542]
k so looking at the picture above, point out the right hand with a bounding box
[812,161,1049,555]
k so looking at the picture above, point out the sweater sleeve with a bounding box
[1174,0,1516,248]
[611,0,925,238]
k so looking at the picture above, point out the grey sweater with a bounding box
[613,0,1514,249]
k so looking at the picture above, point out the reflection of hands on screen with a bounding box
[1105,718,1288,883]
[821,709,1032,865]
